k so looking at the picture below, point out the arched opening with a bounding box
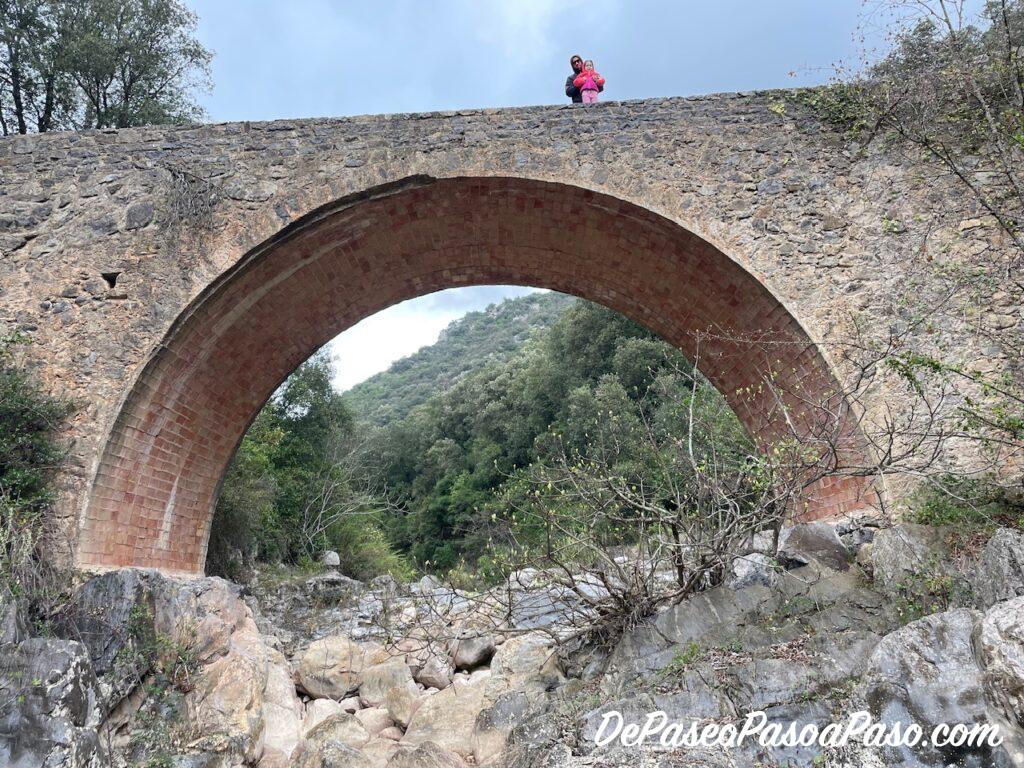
[77,176,872,574]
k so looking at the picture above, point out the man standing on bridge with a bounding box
[565,54,602,103]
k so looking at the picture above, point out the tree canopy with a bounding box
[0,0,211,134]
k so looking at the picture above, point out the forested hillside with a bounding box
[343,292,576,426]
[208,294,750,580]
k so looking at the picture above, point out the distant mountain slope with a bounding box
[342,292,576,426]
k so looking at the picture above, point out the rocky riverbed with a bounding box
[2,521,1023,768]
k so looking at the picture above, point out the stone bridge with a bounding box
[0,93,1005,575]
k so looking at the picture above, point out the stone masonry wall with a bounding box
[0,92,1014,572]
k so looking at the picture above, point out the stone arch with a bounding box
[77,176,871,574]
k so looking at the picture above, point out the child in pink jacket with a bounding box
[573,60,605,104]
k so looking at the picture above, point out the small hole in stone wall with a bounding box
[101,271,121,289]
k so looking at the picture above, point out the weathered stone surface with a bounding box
[726,552,779,590]
[859,608,1015,767]
[777,522,851,571]
[451,633,496,670]
[354,706,393,736]
[473,690,531,765]
[0,589,25,646]
[305,712,371,751]
[868,523,952,591]
[304,698,345,735]
[258,659,304,765]
[294,739,376,768]
[977,596,1024,764]
[973,528,1024,608]
[415,655,453,689]
[321,551,341,568]
[359,659,416,708]
[402,676,489,758]
[489,632,563,689]
[65,569,251,712]
[3,94,1001,575]
[298,635,368,699]
[387,741,466,768]
[0,638,103,768]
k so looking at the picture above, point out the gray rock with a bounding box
[170,755,232,768]
[57,568,156,711]
[976,596,1024,764]
[0,589,25,646]
[321,550,341,567]
[474,690,531,764]
[295,739,375,768]
[726,552,779,590]
[868,523,952,591]
[777,521,852,571]
[451,633,496,670]
[124,201,154,230]
[413,575,443,594]
[859,608,1010,767]
[0,638,104,768]
[973,528,1024,608]
[415,655,454,689]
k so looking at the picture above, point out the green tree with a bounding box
[0,0,211,134]
[0,0,74,133]
[0,333,71,616]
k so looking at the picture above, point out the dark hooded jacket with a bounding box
[565,59,602,103]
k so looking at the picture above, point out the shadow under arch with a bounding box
[77,175,872,574]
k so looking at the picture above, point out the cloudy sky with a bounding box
[185,0,887,391]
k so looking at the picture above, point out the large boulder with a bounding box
[294,740,376,768]
[304,698,345,735]
[359,658,416,709]
[859,608,1012,767]
[472,690,530,765]
[64,570,252,713]
[402,676,489,759]
[184,628,270,762]
[973,528,1024,608]
[298,635,368,699]
[977,596,1024,763]
[355,706,394,736]
[451,633,496,670]
[867,523,951,591]
[415,655,454,690]
[359,658,421,728]
[777,521,851,571]
[258,658,304,766]
[0,638,104,768]
[304,712,371,750]
[489,632,563,693]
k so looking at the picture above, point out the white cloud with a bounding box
[459,0,617,61]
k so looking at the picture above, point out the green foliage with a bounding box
[118,601,197,765]
[208,351,410,580]
[215,295,750,585]
[327,516,414,582]
[0,0,211,135]
[668,641,704,670]
[361,298,748,574]
[794,83,872,135]
[0,332,71,619]
[0,334,68,515]
[909,475,1024,531]
[344,292,576,426]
